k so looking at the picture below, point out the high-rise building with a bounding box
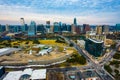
[96,26,102,35]
[74,18,77,25]
[71,24,76,34]
[116,24,120,32]
[28,21,36,36]
[20,18,26,32]
[102,25,109,34]
[46,21,50,33]
[5,24,9,32]
[37,24,45,34]
[0,25,5,32]
[85,38,104,57]
[75,25,81,34]
[67,25,71,32]
[0,24,1,32]
[83,24,91,33]
[53,22,60,33]
[61,23,67,31]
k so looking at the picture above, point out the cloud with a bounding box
[0,0,120,25]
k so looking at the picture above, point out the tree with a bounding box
[104,65,112,73]
[69,43,74,47]
[33,40,40,44]
[114,69,119,75]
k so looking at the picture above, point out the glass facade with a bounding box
[116,24,120,32]
[28,21,36,36]
[53,22,60,33]
[85,39,104,57]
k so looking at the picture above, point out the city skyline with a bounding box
[0,0,120,25]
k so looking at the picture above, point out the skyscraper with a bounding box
[83,24,91,33]
[116,24,120,32]
[74,18,77,25]
[46,21,50,33]
[37,24,45,34]
[0,24,1,32]
[20,18,25,32]
[5,24,9,32]
[71,24,76,34]
[53,22,60,33]
[61,23,67,31]
[28,21,36,36]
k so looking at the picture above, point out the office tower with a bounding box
[46,21,50,33]
[25,24,28,31]
[71,24,76,34]
[37,24,45,34]
[83,24,91,33]
[67,25,71,32]
[5,24,9,31]
[0,25,5,32]
[96,26,102,35]
[116,24,120,32]
[61,23,67,31]
[85,38,104,57]
[20,18,25,32]
[74,18,77,25]
[53,22,60,33]
[75,25,81,34]
[0,24,1,32]
[102,25,109,34]
[28,21,36,36]
[14,26,19,33]
[46,21,50,28]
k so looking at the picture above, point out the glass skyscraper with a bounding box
[74,18,77,25]
[116,24,120,32]
[28,21,36,36]
[85,38,104,57]
[53,22,60,33]
[20,18,26,32]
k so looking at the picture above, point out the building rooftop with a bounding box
[31,69,46,80]
[3,68,47,80]
[88,38,103,43]
[0,48,21,56]
[3,71,23,80]
[0,66,3,69]
[22,68,33,75]
[81,70,99,79]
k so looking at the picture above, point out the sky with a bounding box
[0,0,120,25]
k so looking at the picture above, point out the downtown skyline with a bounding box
[0,0,120,25]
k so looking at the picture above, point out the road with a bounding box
[58,35,115,80]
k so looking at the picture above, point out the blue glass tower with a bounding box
[37,24,45,34]
[53,22,60,33]
[85,38,104,57]
[28,21,36,36]
[116,24,120,32]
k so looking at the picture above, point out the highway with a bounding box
[58,35,115,80]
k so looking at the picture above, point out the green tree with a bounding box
[104,65,112,73]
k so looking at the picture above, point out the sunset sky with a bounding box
[0,0,120,25]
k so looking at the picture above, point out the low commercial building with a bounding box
[85,38,104,57]
[0,48,21,56]
[3,68,47,80]
[31,69,46,80]
[3,71,23,80]
[81,70,101,80]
